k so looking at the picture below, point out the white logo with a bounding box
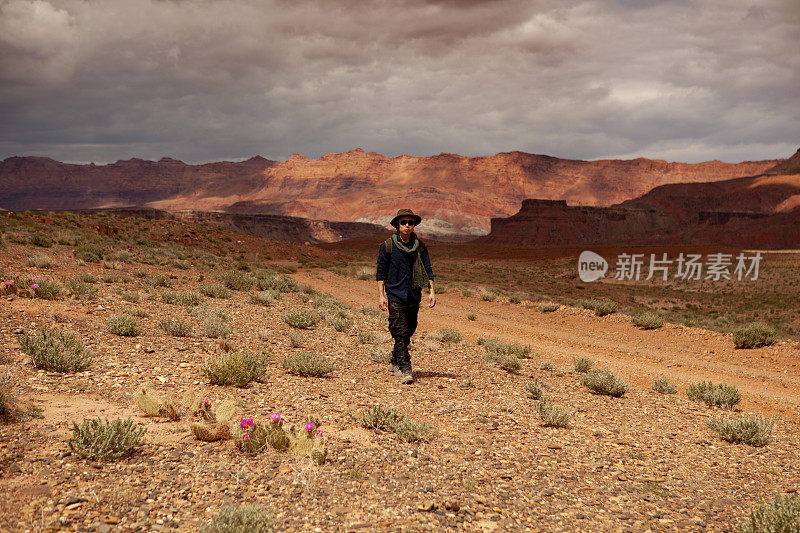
[578,251,608,282]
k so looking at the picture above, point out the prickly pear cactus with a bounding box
[182,391,203,414]
[310,441,328,465]
[134,384,164,417]
[214,401,237,423]
[159,401,181,421]
[267,427,290,451]
[190,422,230,442]
[235,420,268,454]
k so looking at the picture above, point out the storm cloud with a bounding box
[0,0,798,163]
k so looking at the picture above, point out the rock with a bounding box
[8,462,22,474]
[444,501,460,512]
[418,500,437,512]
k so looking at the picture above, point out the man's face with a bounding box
[398,217,416,237]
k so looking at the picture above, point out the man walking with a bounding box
[376,209,436,384]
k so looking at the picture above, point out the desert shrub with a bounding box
[74,244,105,263]
[536,398,575,428]
[66,279,97,300]
[358,305,382,317]
[202,350,267,387]
[201,504,274,533]
[539,302,560,312]
[478,288,497,301]
[282,351,334,377]
[467,313,477,321]
[162,291,203,306]
[359,404,405,431]
[631,311,664,330]
[29,234,53,247]
[18,328,93,372]
[355,267,373,281]
[579,298,618,316]
[733,322,778,349]
[484,338,532,359]
[580,369,627,397]
[217,270,254,291]
[368,347,392,364]
[686,381,741,409]
[26,253,57,269]
[652,378,677,394]
[77,272,98,284]
[144,273,171,289]
[7,232,28,244]
[739,493,800,533]
[508,294,522,304]
[107,315,141,337]
[201,283,232,299]
[170,259,191,270]
[357,330,377,344]
[68,417,146,460]
[31,278,62,300]
[0,378,19,423]
[283,310,319,329]
[539,361,554,371]
[160,318,192,337]
[251,291,274,306]
[573,357,593,373]
[524,378,549,400]
[461,289,474,297]
[707,415,774,447]
[205,316,232,339]
[436,328,462,343]
[101,273,117,283]
[287,331,306,348]
[483,350,521,373]
[256,274,297,293]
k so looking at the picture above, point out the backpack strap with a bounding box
[384,237,393,255]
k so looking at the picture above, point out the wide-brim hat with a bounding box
[390,208,422,229]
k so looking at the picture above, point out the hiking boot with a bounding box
[400,367,414,384]
[390,363,403,377]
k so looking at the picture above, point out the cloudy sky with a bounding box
[1,0,798,164]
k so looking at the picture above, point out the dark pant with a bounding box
[388,300,419,370]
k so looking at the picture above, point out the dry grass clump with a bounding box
[579,298,618,316]
[483,350,522,373]
[18,328,93,372]
[368,347,392,364]
[707,415,774,447]
[201,283,232,299]
[652,378,677,394]
[120,291,140,302]
[251,291,274,306]
[69,417,146,461]
[357,330,377,344]
[327,315,353,332]
[256,274,298,293]
[536,398,575,428]
[202,350,267,387]
[28,278,62,300]
[478,288,497,301]
[29,234,53,248]
[201,504,274,533]
[26,252,58,269]
[538,301,560,312]
[358,305,382,317]
[287,331,306,348]
[539,361,555,371]
[66,279,98,299]
[282,351,334,377]
[0,377,21,424]
[580,369,627,397]
[359,404,434,442]
[160,318,192,337]
[283,310,319,329]
[686,380,741,409]
[144,273,172,289]
[524,378,549,400]
[204,315,232,339]
[107,315,141,337]
[162,291,204,306]
[573,357,593,373]
[483,338,532,359]
[631,311,664,329]
[733,321,778,349]
[508,294,523,304]
[739,493,800,533]
[430,328,462,343]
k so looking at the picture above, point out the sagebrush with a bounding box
[69,417,146,461]
[18,328,93,372]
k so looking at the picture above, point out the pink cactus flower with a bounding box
[31,276,36,281]
[316,429,323,436]
[3,281,11,287]
[240,418,255,429]
[31,283,39,290]
[271,413,281,423]
[203,398,210,407]
[242,434,249,442]
[304,422,315,432]
[71,249,75,253]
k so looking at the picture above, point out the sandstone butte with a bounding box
[478,148,800,249]
[0,148,782,239]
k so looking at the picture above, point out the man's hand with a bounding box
[379,294,388,311]
[428,291,436,308]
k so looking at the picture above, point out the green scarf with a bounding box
[392,233,427,289]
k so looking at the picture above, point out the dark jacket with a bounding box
[376,233,434,305]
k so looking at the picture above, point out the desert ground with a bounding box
[0,211,798,532]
